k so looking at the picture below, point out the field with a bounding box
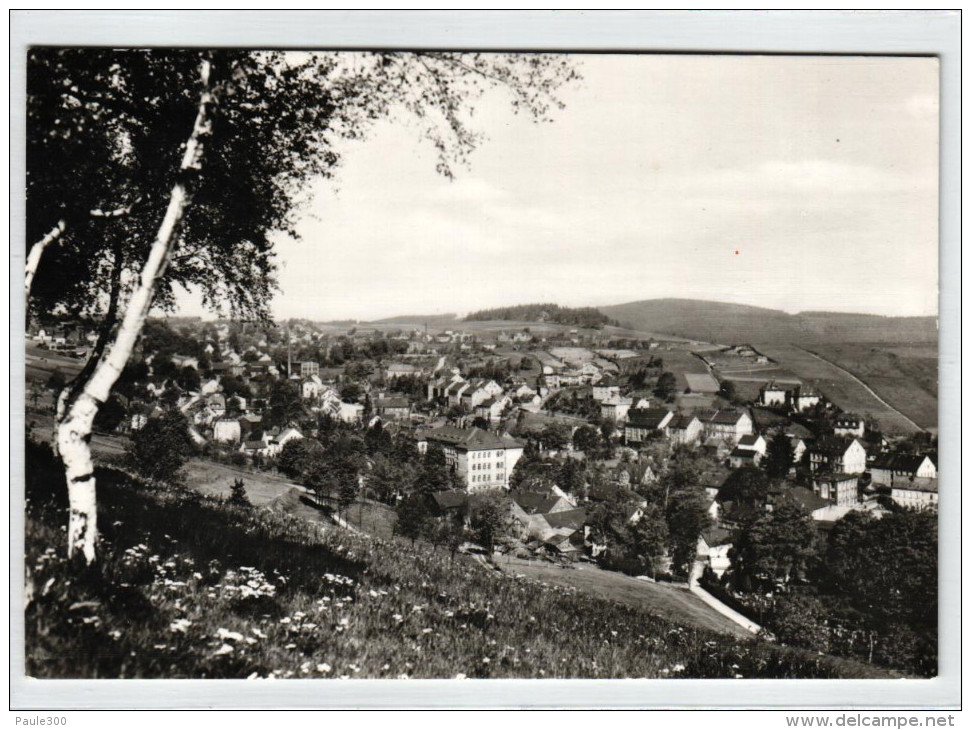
[499,556,749,638]
[25,442,894,679]
[755,344,924,434]
[652,348,712,391]
[804,343,938,431]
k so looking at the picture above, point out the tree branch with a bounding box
[24,220,66,304]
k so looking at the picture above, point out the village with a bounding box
[26,314,938,597]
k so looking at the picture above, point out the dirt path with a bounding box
[798,347,924,433]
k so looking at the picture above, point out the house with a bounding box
[697,527,733,577]
[301,376,324,401]
[774,485,833,520]
[510,491,575,516]
[171,354,199,369]
[213,418,242,444]
[809,437,867,475]
[428,373,464,401]
[789,436,808,465]
[869,453,937,487]
[591,382,621,403]
[697,409,754,444]
[386,362,418,380]
[338,401,365,424]
[263,427,304,457]
[729,447,761,469]
[376,396,412,422]
[812,473,860,507]
[665,414,703,446]
[238,413,262,439]
[459,379,503,410]
[239,439,267,457]
[416,426,524,492]
[792,387,822,412]
[200,378,221,395]
[474,395,511,423]
[736,434,767,457]
[759,381,789,407]
[624,408,673,445]
[890,478,938,511]
[206,393,227,415]
[600,395,633,423]
[300,361,320,378]
[701,436,731,460]
[833,413,865,438]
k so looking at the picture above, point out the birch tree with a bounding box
[26,49,579,563]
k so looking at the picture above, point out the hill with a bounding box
[24,442,891,680]
[371,313,459,327]
[600,299,937,345]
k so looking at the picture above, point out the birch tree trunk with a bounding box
[24,220,66,302]
[56,59,213,564]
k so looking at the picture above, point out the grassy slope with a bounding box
[803,343,938,430]
[600,299,937,345]
[499,557,749,639]
[755,344,923,434]
[25,444,893,680]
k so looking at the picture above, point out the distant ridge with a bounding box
[599,298,936,345]
[371,313,458,326]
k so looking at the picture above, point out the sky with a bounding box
[176,54,939,321]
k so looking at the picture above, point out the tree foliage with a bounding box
[729,504,817,592]
[763,432,795,480]
[126,410,194,484]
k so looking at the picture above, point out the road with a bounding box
[798,347,924,433]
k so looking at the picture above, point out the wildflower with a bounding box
[216,628,244,642]
[454,673,467,680]
[279,617,292,624]
[482,657,490,664]
[392,614,404,622]
[672,663,685,673]
[285,643,297,649]
[300,662,312,674]
[213,644,234,656]
[169,619,192,634]
[252,627,266,639]
[382,664,390,671]
[109,630,122,640]
[397,674,410,680]
[422,628,433,634]
[246,672,260,680]
[317,663,332,673]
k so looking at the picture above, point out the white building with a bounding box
[416,426,524,493]
[213,419,242,444]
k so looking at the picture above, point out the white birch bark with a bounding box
[24,220,66,300]
[56,59,213,563]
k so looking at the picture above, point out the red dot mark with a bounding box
[734,249,739,256]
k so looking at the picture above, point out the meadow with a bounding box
[804,343,938,431]
[754,344,924,434]
[24,441,890,680]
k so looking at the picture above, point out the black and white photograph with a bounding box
[12,9,959,712]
